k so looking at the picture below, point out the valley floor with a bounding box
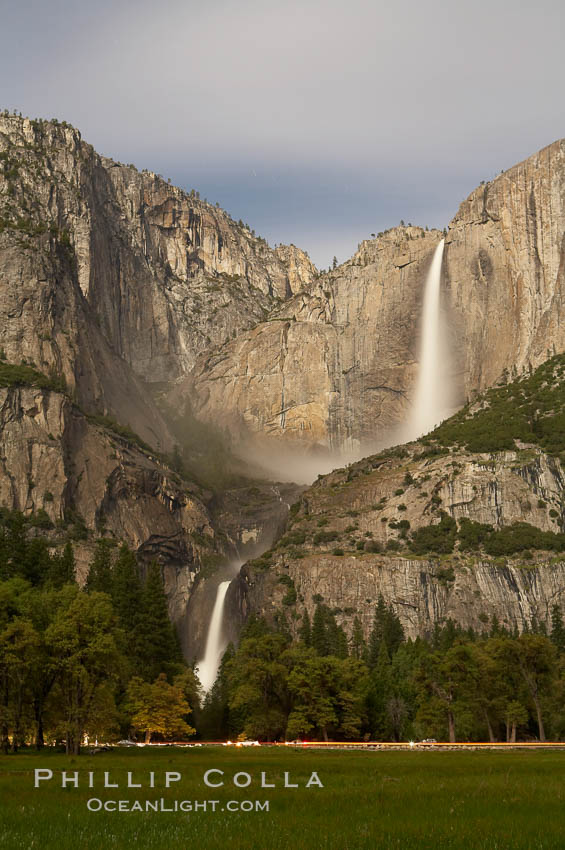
[1,748,565,848]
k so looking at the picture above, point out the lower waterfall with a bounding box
[197,580,231,693]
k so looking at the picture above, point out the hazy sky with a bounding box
[2,0,564,267]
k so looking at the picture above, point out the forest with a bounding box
[2,508,565,752]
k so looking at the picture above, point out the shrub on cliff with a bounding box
[410,512,456,554]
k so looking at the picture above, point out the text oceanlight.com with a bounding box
[86,798,270,813]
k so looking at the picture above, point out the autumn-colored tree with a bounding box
[126,673,195,743]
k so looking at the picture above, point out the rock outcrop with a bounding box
[445,138,565,398]
[189,227,444,461]
[0,115,316,394]
[0,385,218,626]
[231,436,565,639]
[237,552,565,640]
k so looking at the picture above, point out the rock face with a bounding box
[0,115,316,395]
[180,480,304,661]
[189,228,444,460]
[0,119,173,450]
[0,385,217,626]
[237,552,565,640]
[231,440,565,639]
[0,114,315,641]
[445,139,565,398]
[190,140,565,457]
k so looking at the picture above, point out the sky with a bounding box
[1,0,564,269]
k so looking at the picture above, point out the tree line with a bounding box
[4,507,565,750]
[200,599,565,744]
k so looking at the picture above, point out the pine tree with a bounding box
[311,604,328,656]
[298,610,312,646]
[140,562,183,681]
[111,544,143,634]
[86,540,113,593]
[48,541,75,587]
[350,616,367,660]
[198,643,237,739]
[368,596,387,667]
[368,643,393,739]
[551,604,565,652]
[326,615,348,658]
[383,605,405,656]
[109,544,144,666]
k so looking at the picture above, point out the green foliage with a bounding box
[0,362,67,393]
[298,610,312,646]
[278,530,307,547]
[85,539,114,593]
[278,575,297,607]
[433,352,565,455]
[457,517,494,551]
[435,566,455,586]
[139,562,184,681]
[313,530,339,545]
[311,604,348,658]
[483,523,565,556]
[0,510,75,587]
[410,511,457,554]
[368,596,405,665]
[0,534,199,751]
[89,413,153,455]
[286,650,369,741]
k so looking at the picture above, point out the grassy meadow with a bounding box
[1,747,565,849]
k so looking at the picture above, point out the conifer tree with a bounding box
[369,596,404,665]
[86,540,113,593]
[350,616,367,660]
[368,595,387,667]
[551,604,565,652]
[311,604,327,656]
[298,609,312,646]
[111,544,143,635]
[48,541,75,587]
[140,561,182,681]
[199,643,237,739]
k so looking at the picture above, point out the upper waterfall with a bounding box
[404,238,448,441]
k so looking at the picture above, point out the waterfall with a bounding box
[197,580,231,692]
[405,239,447,440]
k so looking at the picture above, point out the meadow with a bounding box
[1,747,565,849]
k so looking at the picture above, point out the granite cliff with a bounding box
[188,227,444,463]
[189,139,565,460]
[0,113,311,640]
